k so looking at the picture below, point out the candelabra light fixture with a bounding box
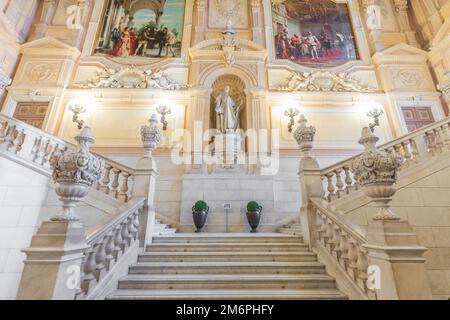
[69,101,87,130]
[156,105,172,131]
[367,101,384,133]
[284,107,300,133]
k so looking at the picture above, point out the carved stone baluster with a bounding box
[316,213,324,240]
[118,173,131,203]
[0,120,8,143]
[120,220,130,251]
[32,136,43,162]
[338,231,350,268]
[104,232,115,271]
[319,214,328,242]
[425,131,437,155]
[126,216,136,244]
[343,166,353,195]
[99,164,112,193]
[434,128,444,152]
[94,241,106,281]
[325,173,335,202]
[401,141,412,164]
[410,138,420,163]
[323,219,334,248]
[81,246,97,294]
[330,225,342,257]
[111,168,122,199]
[393,144,404,167]
[7,127,26,154]
[335,169,344,199]
[41,139,52,166]
[347,239,359,281]
[441,123,450,148]
[112,225,123,260]
[132,209,140,240]
[356,247,369,292]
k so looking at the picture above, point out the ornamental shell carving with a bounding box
[278,71,375,93]
[76,67,188,90]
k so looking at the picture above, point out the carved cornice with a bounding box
[277,71,375,93]
[75,67,188,90]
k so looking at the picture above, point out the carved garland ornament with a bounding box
[76,67,188,90]
[278,71,375,93]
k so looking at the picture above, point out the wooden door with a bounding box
[13,102,49,129]
[401,107,435,132]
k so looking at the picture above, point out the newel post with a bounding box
[294,115,323,247]
[133,115,163,248]
[353,128,433,300]
[17,128,104,300]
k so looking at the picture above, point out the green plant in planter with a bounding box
[247,201,261,212]
[192,200,209,233]
[194,200,208,211]
[246,201,262,233]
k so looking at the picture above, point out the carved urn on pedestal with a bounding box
[141,114,163,157]
[352,127,403,220]
[51,127,105,221]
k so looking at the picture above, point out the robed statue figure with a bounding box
[215,86,242,133]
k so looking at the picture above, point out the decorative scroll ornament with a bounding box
[76,67,187,90]
[352,128,403,221]
[0,63,11,91]
[293,115,316,155]
[278,71,375,93]
[51,127,105,221]
[141,114,163,156]
[437,71,450,100]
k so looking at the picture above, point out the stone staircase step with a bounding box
[153,234,303,243]
[107,288,347,300]
[146,242,310,252]
[138,251,319,262]
[118,274,337,290]
[278,228,303,235]
[129,261,326,275]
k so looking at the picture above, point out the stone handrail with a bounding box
[0,114,135,203]
[77,197,145,300]
[321,117,450,202]
[310,197,374,299]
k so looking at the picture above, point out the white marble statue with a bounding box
[215,86,242,133]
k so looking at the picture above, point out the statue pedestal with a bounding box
[214,131,243,169]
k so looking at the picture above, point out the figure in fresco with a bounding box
[165,29,177,57]
[117,27,131,57]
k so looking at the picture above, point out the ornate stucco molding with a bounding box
[0,63,12,91]
[76,67,188,90]
[278,71,376,93]
[437,71,450,100]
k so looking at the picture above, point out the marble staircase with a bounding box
[108,233,347,300]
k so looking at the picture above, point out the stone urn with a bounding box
[141,114,163,157]
[246,201,263,233]
[352,127,403,220]
[51,127,104,221]
[192,201,209,233]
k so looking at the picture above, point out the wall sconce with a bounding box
[284,108,300,133]
[69,102,86,130]
[367,101,384,133]
[157,105,172,131]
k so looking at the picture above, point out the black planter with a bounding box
[246,207,262,233]
[192,206,209,233]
